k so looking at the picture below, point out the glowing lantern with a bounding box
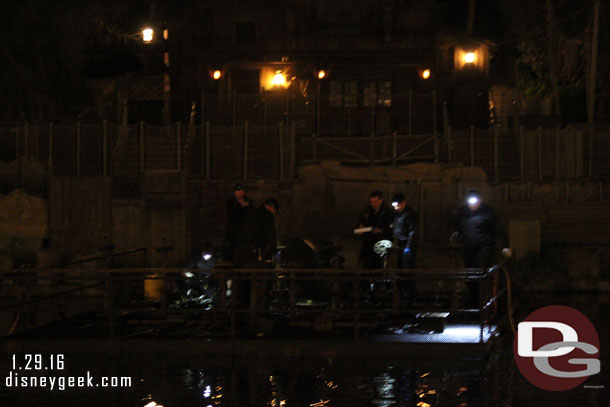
[464,52,476,63]
[272,71,286,87]
[142,28,154,43]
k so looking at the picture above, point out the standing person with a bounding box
[234,198,279,267]
[356,190,395,269]
[224,184,253,261]
[391,193,417,269]
[234,199,279,318]
[453,189,511,308]
[453,190,510,269]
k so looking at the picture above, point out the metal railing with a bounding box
[2,266,508,342]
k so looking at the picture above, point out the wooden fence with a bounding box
[1,121,609,181]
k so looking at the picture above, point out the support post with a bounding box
[290,122,296,177]
[48,122,54,176]
[493,125,499,183]
[447,127,453,164]
[470,125,475,166]
[392,131,397,165]
[589,127,594,179]
[205,121,211,180]
[279,122,284,179]
[102,120,108,176]
[176,122,182,171]
[408,90,413,136]
[538,127,542,182]
[555,127,560,181]
[243,121,249,180]
[432,89,437,133]
[520,126,525,182]
[76,121,81,176]
[139,121,145,172]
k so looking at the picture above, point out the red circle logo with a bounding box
[513,305,600,391]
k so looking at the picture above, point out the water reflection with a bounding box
[2,294,609,407]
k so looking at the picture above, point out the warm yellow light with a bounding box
[272,71,286,87]
[421,69,431,79]
[213,70,221,80]
[318,70,326,79]
[464,52,476,63]
[142,28,154,43]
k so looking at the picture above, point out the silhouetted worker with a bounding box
[356,190,394,269]
[234,198,279,320]
[391,193,417,269]
[454,189,509,269]
[234,198,278,268]
[224,184,253,261]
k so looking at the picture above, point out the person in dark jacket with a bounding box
[391,193,417,269]
[356,190,395,269]
[233,198,279,316]
[454,190,509,269]
[224,184,253,261]
[234,198,278,267]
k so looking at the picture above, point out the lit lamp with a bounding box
[142,27,154,43]
[272,70,286,87]
[317,70,326,80]
[419,69,431,80]
[464,52,476,64]
[212,70,222,80]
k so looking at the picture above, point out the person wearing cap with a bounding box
[453,190,509,269]
[224,184,253,261]
[356,190,395,269]
[391,193,418,269]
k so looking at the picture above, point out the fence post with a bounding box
[493,125,499,183]
[434,132,440,164]
[176,122,182,171]
[139,121,145,172]
[369,111,375,166]
[347,106,352,137]
[24,122,29,160]
[432,90,437,133]
[200,91,205,125]
[537,127,542,182]
[520,126,525,182]
[555,127,560,181]
[469,125,475,166]
[48,122,54,176]
[447,126,453,164]
[589,127,594,179]
[263,90,268,139]
[408,90,413,136]
[290,122,296,177]
[279,122,284,180]
[243,121,249,180]
[392,131,398,165]
[205,121,211,180]
[76,121,81,176]
[312,133,318,162]
[102,120,108,176]
[419,182,425,247]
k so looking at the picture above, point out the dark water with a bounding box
[1,293,609,406]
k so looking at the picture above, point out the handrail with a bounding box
[63,247,147,267]
[2,282,105,310]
